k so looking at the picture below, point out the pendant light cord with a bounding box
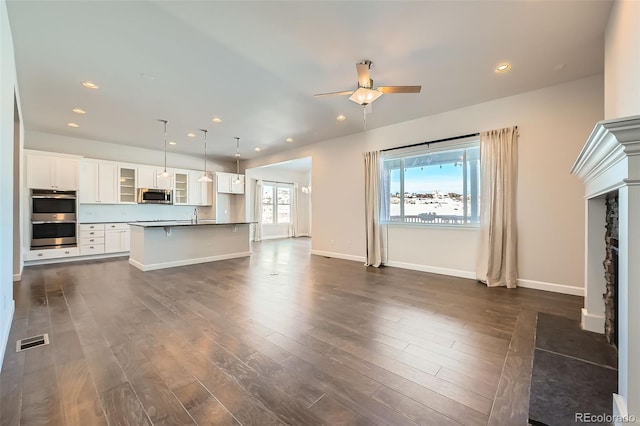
[158,119,168,173]
[200,128,208,177]
[234,137,241,183]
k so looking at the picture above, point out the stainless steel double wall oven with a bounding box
[30,189,77,249]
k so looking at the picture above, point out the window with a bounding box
[262,183,291,224]
[382,141,480,225]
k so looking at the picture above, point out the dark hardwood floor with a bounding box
[0,238,583,425]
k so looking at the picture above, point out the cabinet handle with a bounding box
[37,253,43,257]
[90,239,94,242]
[89,232,94,235]
[64,251,70,254]
[89,246,94,249]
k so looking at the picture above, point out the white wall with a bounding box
[245,75,604,293]
[0,0,20,369]
[246,164,312,240]
[604,0,640,119]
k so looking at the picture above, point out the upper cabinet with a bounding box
[138,166,173,190]
[79,159,118,204]
[26,151,79,190]
[188,170,213,206]
[174,171,188,205]
[118,165,137,204]
[216,172,245,194]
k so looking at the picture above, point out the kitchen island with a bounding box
[128,220,252,271]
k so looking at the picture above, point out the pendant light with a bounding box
[233,137,242,184]
[157,119,172,178]
[198,129,213,182]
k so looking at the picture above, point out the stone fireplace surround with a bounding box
[571,116,640,424]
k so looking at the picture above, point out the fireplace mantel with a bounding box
[572,116,640,198]
[571,115,640,424]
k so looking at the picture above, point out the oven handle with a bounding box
[32,220,77,224]
[31,195,77,199]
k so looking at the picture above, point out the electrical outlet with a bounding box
[331,239,335,245]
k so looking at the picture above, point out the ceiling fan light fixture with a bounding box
[349,87,383,106]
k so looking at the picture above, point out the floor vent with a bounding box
[16,334,49,352]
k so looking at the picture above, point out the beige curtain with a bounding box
[364,151,385,267]
[476,127,518,288]
[289,183,298,237]
[254,179,263,242]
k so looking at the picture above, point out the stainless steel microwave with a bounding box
[137,188,173,204]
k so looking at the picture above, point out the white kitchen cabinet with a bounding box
[118,165,137,203]
[79,224,105,255]
[138,166,173,190]
[79,223,129,254]
[104,223,130,253]
[174,171,189,205]
[188,170,212,206]
[79,159,118,204]
[24,247,80,261]
[26,152,79,190]
[216,172,245,194]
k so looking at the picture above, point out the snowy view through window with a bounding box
[384,145,480,225]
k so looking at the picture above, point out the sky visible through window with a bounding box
[390,163,463,194]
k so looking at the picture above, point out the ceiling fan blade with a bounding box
[313,90,354,97]
[378,85,422,94]
[356,61,372,88]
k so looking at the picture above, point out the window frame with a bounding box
[261,183,292,225]
[381,138,481,227]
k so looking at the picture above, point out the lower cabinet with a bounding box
[105,224,130,253]
[80,223,130,255]
[24,247,80,261]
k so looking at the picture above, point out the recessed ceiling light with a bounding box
[286,137,294,143]
[212,117,222,123]
[336,114,346,121]
[169,141,176,145]
[187,132,196,138]
[254,147,261,152]
[82,81,99,89]
[67,122,79,128]
[72,108,86,114]
[495,63,511,73]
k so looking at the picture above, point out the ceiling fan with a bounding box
[314,59,421,107]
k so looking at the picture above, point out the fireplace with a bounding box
[571,115,640,425]
[604,193,618,347]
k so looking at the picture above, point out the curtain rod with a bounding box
[381,126,518,153]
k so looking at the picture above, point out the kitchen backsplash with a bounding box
[78,204,213,223]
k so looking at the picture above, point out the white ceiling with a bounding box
[7,1,612,162]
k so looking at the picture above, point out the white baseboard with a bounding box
[261,235,290,241]
[0,301,15,371]
[385,260,475,279]
[12,273,21,282]
[581,307,605,333]
[129,251,252,271]
[517,279,584,296]
[310,250,366,263]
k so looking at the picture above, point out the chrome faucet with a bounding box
[193,208,198,224]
